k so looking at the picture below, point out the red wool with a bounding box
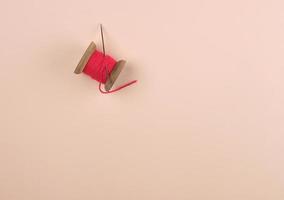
[83,50,137,94]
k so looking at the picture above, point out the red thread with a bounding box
[83,50,137,94]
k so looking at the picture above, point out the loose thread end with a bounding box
[99,80,137,94]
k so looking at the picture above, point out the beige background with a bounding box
[1,0,284,199]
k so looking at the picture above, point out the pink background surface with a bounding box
[0,0,284,199]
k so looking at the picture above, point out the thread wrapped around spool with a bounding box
[74,41,136,93]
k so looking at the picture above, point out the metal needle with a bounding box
[100,24,106,56]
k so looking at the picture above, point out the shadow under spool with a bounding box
[74,41,125,91]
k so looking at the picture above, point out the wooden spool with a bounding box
[74,41,125,91]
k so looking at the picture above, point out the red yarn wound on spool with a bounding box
[83,50,137,94]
